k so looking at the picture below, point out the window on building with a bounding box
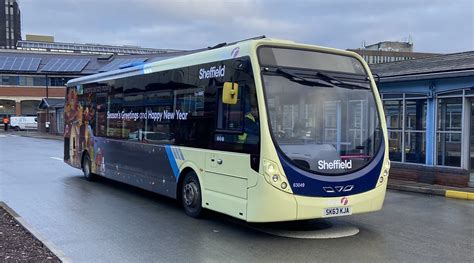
[0,75,18,85]
[437,98,462,167]
[49,77,70,86]
[404,100,427,163]
[384,100,403,161]
[383,97,427,164]
[33,77,46,86]
[20,76,34,86]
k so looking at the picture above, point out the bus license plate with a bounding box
[323,207,352,217]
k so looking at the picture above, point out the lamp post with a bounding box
[45,74,49,98]
[45,74,49,133]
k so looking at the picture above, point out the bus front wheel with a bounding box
[82,154,97,181]
[182,171,202,218]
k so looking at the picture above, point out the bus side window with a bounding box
[216,85,244,132]
[95,94,107,137]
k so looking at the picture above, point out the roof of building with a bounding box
[0,49,199,75]
[38,98,65,109]
[370,51,474,81]
[17,40,181,55]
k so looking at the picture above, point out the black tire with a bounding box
[82,154,97,181]
[14,126,20,131]
[181,171,203,218]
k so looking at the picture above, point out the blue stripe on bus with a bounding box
[165,145,180,181]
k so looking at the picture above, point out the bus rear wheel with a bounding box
[82,154,97,181]
[182,171,202,218]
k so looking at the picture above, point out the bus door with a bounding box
[203,82,256,220]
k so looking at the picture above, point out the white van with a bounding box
[10,116,38,131]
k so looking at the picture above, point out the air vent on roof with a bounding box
[98,54,113,61]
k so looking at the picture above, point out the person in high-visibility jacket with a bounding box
[238,97,259,144]
[3,115,9,131]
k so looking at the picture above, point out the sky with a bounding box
[20,0,474,53]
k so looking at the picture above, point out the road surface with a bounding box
[0,134,472,262]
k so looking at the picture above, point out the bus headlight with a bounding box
[263,159,292,194]
[266,163,276,175]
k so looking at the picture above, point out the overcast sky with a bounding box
[20,0,473,53]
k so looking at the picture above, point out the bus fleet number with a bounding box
[293,182,305,188]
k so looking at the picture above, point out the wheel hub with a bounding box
[184,183,198,207]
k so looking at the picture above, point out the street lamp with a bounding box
[45,74,49,133]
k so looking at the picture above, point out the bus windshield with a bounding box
[259,47,382,175]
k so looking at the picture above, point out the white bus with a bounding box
[64,37,390,222]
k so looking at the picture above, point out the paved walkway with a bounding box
[0,130,62,141]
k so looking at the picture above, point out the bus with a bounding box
[64,37,390,222]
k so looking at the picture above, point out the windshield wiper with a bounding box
[273,68,335,88]
[314,71,369,90]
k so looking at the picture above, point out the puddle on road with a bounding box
[250,220,359,239]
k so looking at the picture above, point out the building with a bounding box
[16,39,181,55]
[349,41,438,64]
[0,0,21,49]
[371,51,474,187]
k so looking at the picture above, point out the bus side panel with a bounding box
[94,138,178,199]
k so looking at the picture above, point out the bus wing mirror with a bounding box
[222,82,239,104]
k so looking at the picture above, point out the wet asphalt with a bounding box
[0,134,473,262]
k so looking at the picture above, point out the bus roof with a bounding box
[66,37,357,87]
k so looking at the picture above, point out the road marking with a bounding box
[50,157,63,161]
[0,135,5,137]
[249,220,359,239]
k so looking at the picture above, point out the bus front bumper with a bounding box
[294,179,387,220]
[246,175,387,222]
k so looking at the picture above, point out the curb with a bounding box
[445,190,474,201]
[0,202,71,263]
[387,184,445,196]
[18,134,63,141]
[388,185,474,201]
